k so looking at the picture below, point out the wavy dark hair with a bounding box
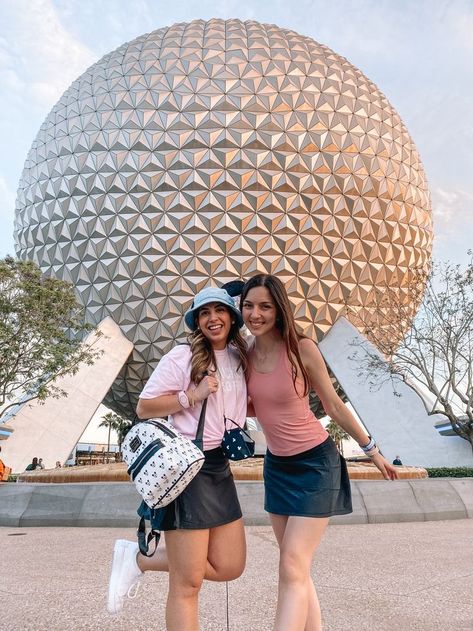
[187,307,247,384]
[240,274,310,396]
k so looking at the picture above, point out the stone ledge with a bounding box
[1,478,471,527]
[17,460,427,483]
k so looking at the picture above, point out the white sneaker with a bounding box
[107,539,143,614]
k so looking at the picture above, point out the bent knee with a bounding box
[211,558,246,581]
[223,560,246,581]
[279,552,309,584]
[169,572,204,598]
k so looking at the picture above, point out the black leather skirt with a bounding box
[264,436,353,518]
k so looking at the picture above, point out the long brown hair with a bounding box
[187,307,247,384]
[240,274,310,396]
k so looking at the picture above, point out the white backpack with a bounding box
[122,401,207,509]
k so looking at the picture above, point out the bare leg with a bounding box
[165,528,209,631]
[271,515,320,630]
[270,515,321,630]
[164,519,246,631]
[138,545,168,572]
[270,513,328,631]
[205,517,246,581]
[305,580,321,631]
[137,517,246,580]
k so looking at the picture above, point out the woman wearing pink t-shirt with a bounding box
[241,274,398,631]
[107,287,247,630]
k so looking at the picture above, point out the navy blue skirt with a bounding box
[138,447,242,530]
[264,436,352,518]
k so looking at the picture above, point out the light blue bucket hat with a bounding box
[184,287,244,330]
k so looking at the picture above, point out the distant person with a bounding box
[38,458,45,469]
[392,455,403,466]
[0,446,7,481]
[55,461,62,468]
[25,457,39,471]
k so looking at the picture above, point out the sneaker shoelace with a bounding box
[127,581,140,600]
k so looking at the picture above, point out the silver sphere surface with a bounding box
[14,19,432,419]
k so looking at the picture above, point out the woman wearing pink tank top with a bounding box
[241,274,398,631]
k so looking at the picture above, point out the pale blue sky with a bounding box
[1,0,472,263]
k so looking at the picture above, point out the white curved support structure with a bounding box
[1,317,133,473]
[318,317,472,467]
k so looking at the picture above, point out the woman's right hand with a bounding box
[193,373,219,402]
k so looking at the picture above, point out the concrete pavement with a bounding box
[1,520,472,631]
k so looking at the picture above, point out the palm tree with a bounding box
[99,412,116,457]
[114,417,133,458]
[99,412,132,460]
[325,420,349,455]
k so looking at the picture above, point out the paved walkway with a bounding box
[1,520,472,631]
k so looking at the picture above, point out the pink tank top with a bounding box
[247,345,329,456]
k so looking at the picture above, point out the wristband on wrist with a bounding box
[365,445,380,458]
[360,436,376,453]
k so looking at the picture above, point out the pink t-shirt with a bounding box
[139,344,247,450]
[247,345,328,456]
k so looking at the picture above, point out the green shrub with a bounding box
[426,467,473,478]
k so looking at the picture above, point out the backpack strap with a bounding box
[137,515,161,557]
[193,397,208,451]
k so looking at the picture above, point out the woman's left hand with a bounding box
[370,453,399,480]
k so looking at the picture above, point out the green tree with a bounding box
[99,411,132,458]
[326,420,349,455]
[0,256,102,418]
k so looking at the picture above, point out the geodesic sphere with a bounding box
[14,19,432,420]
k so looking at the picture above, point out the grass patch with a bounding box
[426,467,473,478]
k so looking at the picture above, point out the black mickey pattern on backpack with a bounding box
[123,419,205,508]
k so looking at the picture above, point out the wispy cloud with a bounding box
[431,185,473,263]
[0,0,97,254]
[0,176,16,256]
[432,187,473,233]
[0,0,472,266]
[1,0,95,109]
[447,2,473,53]
[0,176,15,216]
